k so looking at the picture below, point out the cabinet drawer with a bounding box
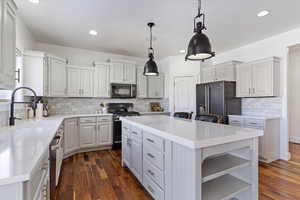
[144,131,164,152]
[144,159,164,189]
[244,119,264,129]
[79,117,96,123]
[97,116,112,123]
[143,174,164,200]
[131,126,142,141]
[229,117,243,126]
[144,146,164,170]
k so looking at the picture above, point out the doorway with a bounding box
[173,76,196,116]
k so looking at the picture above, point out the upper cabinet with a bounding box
[110,60,136,84]
[23,51,67,96]
[0,0,17,90]
[94,62,110,98]
[201,61,242,83]
[137,68,164,99]
[67,65,94,97]
[236,57,280,97]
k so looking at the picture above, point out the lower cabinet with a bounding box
[96,122,113,145]
[64,118,79,154]
[79,123,97,148]
[122,122,165,200]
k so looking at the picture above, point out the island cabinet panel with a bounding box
[121,116,261,200]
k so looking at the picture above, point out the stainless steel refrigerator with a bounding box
[196,81,241,123]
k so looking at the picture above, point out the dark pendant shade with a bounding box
[185,30,215,61]
[144,53,159,76]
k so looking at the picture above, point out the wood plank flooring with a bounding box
[56,143,300,200]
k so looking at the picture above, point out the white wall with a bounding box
[211,27,300,160]
[34,42,145,66]
[159,55,202,115]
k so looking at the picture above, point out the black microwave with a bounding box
[111,83,137,98]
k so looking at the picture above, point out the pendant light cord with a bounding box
[198,0,201,16]
[150,25,152,49]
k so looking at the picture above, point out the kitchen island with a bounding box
[121,115,263,200]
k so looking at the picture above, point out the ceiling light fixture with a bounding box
[29,0,39,4]
[185,0,215,61]
[257,10,270,17]
[143,22,159,76]
[89,30,98,36]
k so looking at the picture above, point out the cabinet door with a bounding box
[67,67,81,97]
[79,123,96,148]
[124,63,136,84]
[215,65,235,81]
[201,67,215,83]
[64,119,79,154]
[96,122,112,145]
[110,63,124,83]
[122,128,131,167]
[80,68,94,97]
[94,64,110,97]
[130,139,142,182]
[137,68,147,98]
[252,60,273,97]
[0,1,16,90]
[236,64,252,97]
[148,75,164,98]
[49,57,67,96]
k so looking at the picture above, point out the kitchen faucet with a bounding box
[9,87,38,126]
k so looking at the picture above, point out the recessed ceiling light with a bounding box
[179,49,186,54]
[29,0,39,4]
[257,10,270,17]
[89,30,98,36]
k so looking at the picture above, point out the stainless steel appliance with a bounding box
[196,81,241,124]
[107,103,140,149]
[49,125,64,200]
[111,83,137,98]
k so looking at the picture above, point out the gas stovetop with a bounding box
[106,103,140,119]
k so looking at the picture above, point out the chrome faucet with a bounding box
[9,87,38,126]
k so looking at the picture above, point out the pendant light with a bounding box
[185,0,215,61]
[144,22,159,76]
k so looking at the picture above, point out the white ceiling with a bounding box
[15,0,300,59]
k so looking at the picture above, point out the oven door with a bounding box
[111,84,136,98]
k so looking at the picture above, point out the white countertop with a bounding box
[139,111,171,115]
[228,115,281,120]
[0,114,112,186]
[121,115,263,149]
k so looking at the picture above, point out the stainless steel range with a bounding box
[107,103,140,149]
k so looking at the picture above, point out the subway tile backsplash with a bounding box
[241,97,282,117]
[45,97,169,115]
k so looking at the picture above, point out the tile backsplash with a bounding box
[45,97,169,115]
[241,97,282,117]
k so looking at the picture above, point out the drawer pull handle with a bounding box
[147,138,155,143]
[132,131,138,135]
[123,127,128,130]
[249,122,258,125]
[147,153,155,159]
[147,185,155,194]
[148,169,155,176]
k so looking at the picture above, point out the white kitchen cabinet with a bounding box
[236,57,280,97]
[94,62,110,97]
[64,118,79,154]
[96,122,112,145]
[131,139,143,182]
[67,65,94,97]
[137,68,148,98]
[229,115,280,163]
[0,0,17,90]
[79,123,97,148]
[110,60,136,84]
[49,57,67,96]
[23,51,67,97]
[148,74,164,98]
[201,61,241,84]
[122,124,131,167]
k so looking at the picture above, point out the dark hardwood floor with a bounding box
[56,143,300,200]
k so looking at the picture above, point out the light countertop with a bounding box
[121,115,263,149]
[0,114,112,186]
[228,115,281,120]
